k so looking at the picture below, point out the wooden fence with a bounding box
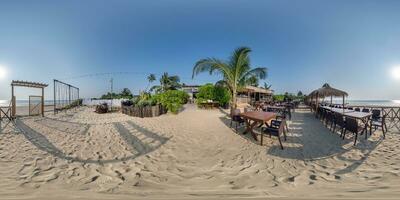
[121,104,167,118]
[350,105,400,132]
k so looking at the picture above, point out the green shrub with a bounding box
[214,86,231,106]
[196,83,231,107]
[137,99,157,107]
[156,90,189,114]
[64,99,83,109]
[131,96,140,105]
[273,94,285,102]
[197,84,215,101]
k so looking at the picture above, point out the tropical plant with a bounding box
[247,76,259,87]
[120,88,133,98]
[196,83,231,107]
[153,90,189,114]
[192,47,267,108]
[197,84,215,101]
[146,74,156,91]
[273,94,285,102]
[100,88,133,99]
[297,91,303,97]
[150,72,181,93]
[263,82,272,90]
[214,86,231,106]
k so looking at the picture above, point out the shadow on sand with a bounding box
[218,109,384,174]
[16,119,169,164]
[34,117,91,135]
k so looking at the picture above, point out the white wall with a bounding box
[82,99,127,107]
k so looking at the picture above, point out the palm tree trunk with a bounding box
[231,88,237,109]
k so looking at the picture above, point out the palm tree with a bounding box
[146,73,156,91]
[151,72,181,93]
[192,47,267,108]
[263,82,272,90]
[247,76,259,87]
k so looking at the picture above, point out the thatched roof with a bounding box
[240,86,273,94]
[309,83,348,97]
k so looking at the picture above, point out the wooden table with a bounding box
[199,102,219,109]
[321,106,355,113]
[240,111,276,143]
[321,106,372,138]
[344,111,373,138]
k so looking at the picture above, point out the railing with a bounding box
[349,105,400,131]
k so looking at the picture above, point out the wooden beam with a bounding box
[11,85,15,118]
[41,88,44,117]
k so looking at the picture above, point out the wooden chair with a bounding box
[333,112,346,135]
[325,111,334,130]
[362,108,370,113]
[343,117,364,145]
[261,120,287,149]
[370,109,387,138]
[230,109,245,132]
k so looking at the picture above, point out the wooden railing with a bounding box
[348,105,400,132]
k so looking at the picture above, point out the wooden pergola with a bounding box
[11,80,48,117]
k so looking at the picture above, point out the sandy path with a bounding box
[0,105,399,199]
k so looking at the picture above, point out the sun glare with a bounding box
[0,65,7,79]
[391,66,400,80]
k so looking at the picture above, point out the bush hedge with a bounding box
[196,83,231,107]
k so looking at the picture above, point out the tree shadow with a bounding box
[15,119,169,164]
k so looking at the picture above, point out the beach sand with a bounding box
[0,104,399,199]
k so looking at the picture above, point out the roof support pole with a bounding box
[41,88,44,117]
[11,84,15,118]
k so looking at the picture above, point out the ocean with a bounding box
[0,100,61,107]
[329,100,400,107]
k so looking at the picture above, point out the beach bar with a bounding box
[237,86,273,104]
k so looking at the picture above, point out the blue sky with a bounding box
[0,0,400,100]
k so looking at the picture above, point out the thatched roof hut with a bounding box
[309,83,348,98]
[308,83,348,114]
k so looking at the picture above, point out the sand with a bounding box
[0,104,399,199]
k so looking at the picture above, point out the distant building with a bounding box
[181,84,201,101]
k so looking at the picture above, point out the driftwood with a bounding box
[121,104,167,118]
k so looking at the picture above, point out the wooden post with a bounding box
[315,92,319,117]
[41,88,44,117]
[68,85,71,104]
[342,94,345,109]
[11,84,15,118]
[54,79,56,114]
[77,88,80,105]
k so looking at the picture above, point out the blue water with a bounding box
[328,100,400,107]
[0,100,66,106]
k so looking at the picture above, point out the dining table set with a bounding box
[235,104,291,149]
[320,106,372,135]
